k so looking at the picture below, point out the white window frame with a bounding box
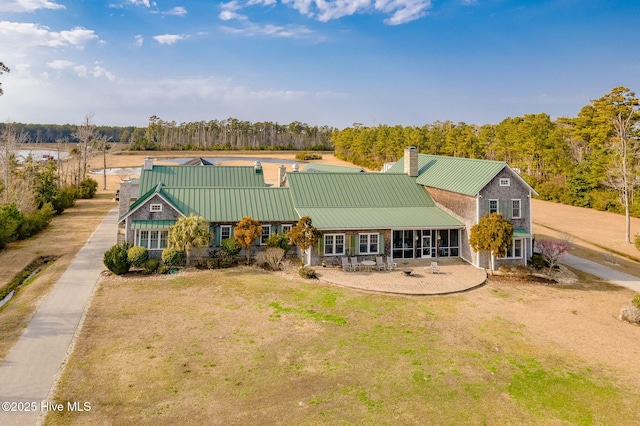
[359,233,379,255]
[150,204,162,212]
[489,199,499,214]
[281,224,292,234]
[500,238,523,259]
[324,233,345,256]
[137,230,169,250]
[499,178,510,186]
[260,225,271,245]
[220,225,232,241]
[511,199,522,219]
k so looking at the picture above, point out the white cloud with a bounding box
[164,6,187,16]
[221,22,314,38]
[128,0,155,7]
[46,59,115,81]
[221,0,432,26]
[0,21,99,50]
[153,34,186,45]
[0,0,65,12]
[134,35,144,46]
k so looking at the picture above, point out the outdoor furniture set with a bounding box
[341,256,399,272]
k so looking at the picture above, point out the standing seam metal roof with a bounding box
[139,165,266,193]
[159,187,298,222]
[385,154,508,196]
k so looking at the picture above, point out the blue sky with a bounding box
[0,0,638,129]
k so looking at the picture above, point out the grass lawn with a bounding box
[47,268,640,425]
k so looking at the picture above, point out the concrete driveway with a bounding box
[0,208,117,426]
[562,253,640,293]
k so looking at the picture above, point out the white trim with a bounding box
[499,178,510,186]
[489,199,499,214]
[358,233,379,255]
[511,198,522,219]
[260,225,271,245]
[220,225,232,241]
[150,203,162,212]
[324,233,345,256]
[499,238,523,259]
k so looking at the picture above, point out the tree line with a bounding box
[0,118,336,152]
[333,87,640,227]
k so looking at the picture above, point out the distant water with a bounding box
[90,167,141,175]
[15,149,69,162]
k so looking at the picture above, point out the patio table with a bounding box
[361,260,376,272]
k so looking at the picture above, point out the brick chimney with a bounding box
[404,146,418,177]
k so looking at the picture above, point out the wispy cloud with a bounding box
[220,0,432,26]
[153,34,187,45]
[47,59,116,81]
[0,21,99,50]
[157,6,187,16]
[134,35,144,47]
[0,0,65,12]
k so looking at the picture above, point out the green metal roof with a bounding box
[301,163,365,173]
[287,173,437,208]
[386,154,507,196]
[513,228,533,238]
[159,187,298,223]
[131,220,176,229]
[287,173,462,229]
[295,207,463,230]
[139,165,265,193]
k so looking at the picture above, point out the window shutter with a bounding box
[351,234,358,255]
[379,233,385,254]
[318,234,325,255]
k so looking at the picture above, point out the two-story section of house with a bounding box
[386,147,538,269]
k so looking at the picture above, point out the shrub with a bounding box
[633,294,640,309]
[514,264,529,276]
[127,246,149,268]
[255,247,286,270]
[528,253,547,271]
[266,233,291,252]
[157,264,170,274]
[635,235,640,251]
[620,305,640,324]
[162,247,185,267]
[52,186,76,214]
[498,265,511,274]
[103,243,131,275]
[143,258,160,274]
[16,202,55,240]
[298,266,317,279]
[0,203,23,248]
[294,151,322,161]
[78,177,98,199]
[221,237,241,257]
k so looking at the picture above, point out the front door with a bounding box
[421,235,432,258]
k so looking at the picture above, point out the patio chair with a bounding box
[350,257,360,271]
[387,256,397,271]
[341,257,351,272]
[375,256,386,271]
[430,261,440,274]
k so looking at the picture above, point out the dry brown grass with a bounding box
[46,268,640,425]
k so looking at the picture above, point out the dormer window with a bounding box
[499,178,510,186]
[150,204,162,212]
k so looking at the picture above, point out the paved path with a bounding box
[0,208,117,426]
[562,253,640,293]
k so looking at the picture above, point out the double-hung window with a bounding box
[220,225,232,241]
[489,199,499,214]
[359,233,379,254]
[324,234,345,256]
[501,239,523,259]
[138,230,168,250]
[260,225,271,245]
[281,224,292,234]
[511,199,522,219]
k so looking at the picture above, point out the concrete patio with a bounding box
[313,258,487,295]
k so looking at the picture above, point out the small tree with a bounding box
[535,239,572,274]
[234,216,262,264]
[288,216,320,265]
[169,214,211,266]
[469,212,514,273]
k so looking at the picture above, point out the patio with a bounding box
[313,258,487,296]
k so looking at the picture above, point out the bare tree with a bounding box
[0,62,9,96]
[0,121,27,203]
[594,87,640,243]
[73,114,99,189]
